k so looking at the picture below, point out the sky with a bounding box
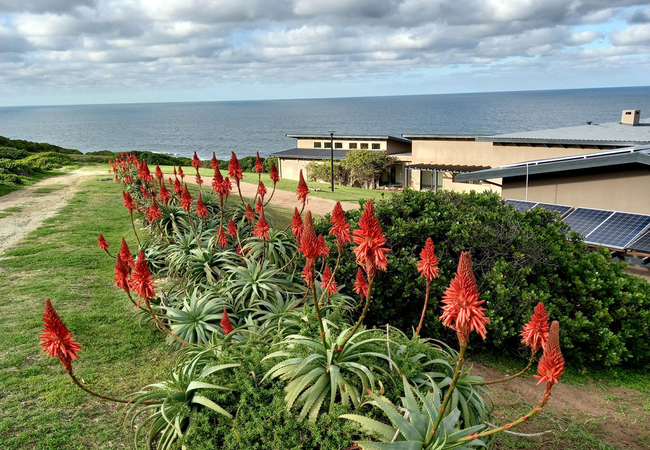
[1,0,650,106]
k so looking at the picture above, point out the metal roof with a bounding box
[456,145,650,182]
[271,148,351,160]
[479,119,650,146]
[407,163,491,173]
[401,134,482,140]
[286,134,411,144]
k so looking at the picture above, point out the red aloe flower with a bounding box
[39,299,82,372]
[180,184,193,211]
[192,152,201,171]
[222,177,232,199]
[320,263,338,295]
[168,177,173,185]
[291,208,303,242]
[330,201,351,250]
[534,321,564,387]
[217,225,229,248]
[228,152,243,184]
[352,200,390,279]
[122,191,136,215]
[118,237,135,269]
[114,253,131,293]
[146,198,162,222]
[178,165,185,180]
[159,181,171,205]
[211,152,218,170]
[296,170,309,205]
[196,192,209,218]
[227,218,238,238]
[257,181,267,201]
[221,308,233,335]
[417,238,440,282]
[195,173,203,186]
[244,203,255,224]
[173,166,177,177]
[138,159,152,182]
[317,235,329,258]
[270,162,280,185]
[299,211,319,285]
[98,233,109,252]
[173,177,183,195]
[440,252,489,343]
[353,267,369,298]
[254,151,264,173]
[155,165,164,180]
[255,197,264,214]
[130,249,156,306]
[212,168,224,197]
[521,302,550,354]
[253,208,270,239]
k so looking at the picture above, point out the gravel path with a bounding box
[0,169,104,255]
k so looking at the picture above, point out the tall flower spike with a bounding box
[296,170,309,205]
[118,237,135,269]
[330,201,351,250]
[417,238,440,282]
[114,253,130,293]
[253,208,270,240]
[254,151,264,173]
[291,208,303,243]
[122,191,136,215]
[521,302,550,355]
[178,165,184,180]
[130,249,156,306]
[353,267,369,298]
[39,299,82,372]
[270,162,280,184]
[192,152,201,171]
[159,181,171,205]
[221,308,233,335]
[217,225,229,248]
[195,173,203,186]
[299,211,319,285]
[255,197,264,214]
[155,165,164,180]
[352,199,390,279]
[227,218,238,238]
[257,181,267,201]
[196,192,209,218]
[534,321,564,387]
[244,203,255,224]
[211,152,218,170]
[146,198,162,222]
[180,184,193,211]
[320,263,338,295]
[98,233,109,252]
[228,152,243,184]
[440,252,489,343]
[173,177,182,196]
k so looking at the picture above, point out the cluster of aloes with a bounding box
[42,150,565,449]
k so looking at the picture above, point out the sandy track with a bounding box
[0,169,104,255]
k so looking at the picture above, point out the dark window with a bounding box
[324,142,332,148]
[360,143,369,149]
[372,143,380,150]
[335,142,343,149]
[349,143,357,149]
[314,142,322,148]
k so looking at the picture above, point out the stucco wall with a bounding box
[502,168,650,214]
[278,158,310,181]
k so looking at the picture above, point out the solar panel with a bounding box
[563,208,614,237]
[628,230,650,253]
[504,199,538,212]
[535,203,573,217]
[585,212,650,250]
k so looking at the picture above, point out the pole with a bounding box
[329,131,335,192]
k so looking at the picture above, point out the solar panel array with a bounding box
[504,200,650,253]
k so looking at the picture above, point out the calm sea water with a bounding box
[1,87,650,160]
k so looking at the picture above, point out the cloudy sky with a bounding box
[1,0,650,106]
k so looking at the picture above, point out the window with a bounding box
[324,142,332,148]
[372,143,380,150]
[349,143,357,149]
[313,142,322,148]
[335,142,343,149]
[360,143,369,149]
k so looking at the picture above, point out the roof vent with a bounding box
[621,109,640,126]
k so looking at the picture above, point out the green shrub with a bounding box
[0,147,30,160]
[0,136,81,154]
[316,189,650,368]
[0,158,38,176]
[23,152,74,170]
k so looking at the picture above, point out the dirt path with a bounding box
[0,169,105,255]
[474,363,650,449]
[172,174,358,215]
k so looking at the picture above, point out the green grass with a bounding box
[33,184,68,195]
[0,166,79,197]
[0,176,178,449]
[159,165,395,204]
[0,206,23,219]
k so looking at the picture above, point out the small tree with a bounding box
[341,150,393,189]
[306,161,348,184]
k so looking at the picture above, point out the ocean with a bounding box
[1,87,650,160]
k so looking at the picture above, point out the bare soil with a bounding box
[0,169,104,255]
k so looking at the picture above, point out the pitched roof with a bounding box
[286,134,411,144]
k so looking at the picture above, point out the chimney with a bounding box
[621,109,640,126]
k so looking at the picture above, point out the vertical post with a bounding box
[434,169,438,193]
[330,131,335,192]
[525,164,529,202]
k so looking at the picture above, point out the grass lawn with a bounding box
[159,165,396,204]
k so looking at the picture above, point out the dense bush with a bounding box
[0,135,81,154]
[316,189,650,367]
[0,152,74,187]
[0,147,31,160]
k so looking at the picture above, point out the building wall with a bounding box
[385,140,411,155]
[296,138,389,151]
[502,168,650,214]
[278,158,310,181]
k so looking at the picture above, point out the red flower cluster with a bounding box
[195,173,203,186]
[353,268,369,298]
[227,218,238,238]
[146,198,162,222]
[228,152,243,185]
[196,192,209,218]
[296,170,309,205]
[192,152,201,171]
[114,253,131,293]
[257,181,267,201]
[417,238,439,282]
[211,153,218,170]
[291,208,303,243]
[253,208,270,240]
[118,238,135,268]
[270,162,280,184]
[440,252,490,343]
[299,211,328,285]
[521,302,550,354]
[320,263,338,295]
[173,177,182,196]
[216,225,229,248]
[155,165,164,181]
[244,204,255,224]
[39,299,82,372]
[254,152,264,173]
[534,321,565,387]
[122,191,136,215]
[98,233,109,252]
[130,249,156,306]
[180,184,193,211]
[178,165,185,180]
[329,201,351,251]
[159,181,171,205]
[352,200,390,279]
[138,159,153,183]
[221,308,233,335]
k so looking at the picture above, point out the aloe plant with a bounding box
[162,288,227,346]
[243,230,297,266]
[341,377,487,449]
[224,258,292,309]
